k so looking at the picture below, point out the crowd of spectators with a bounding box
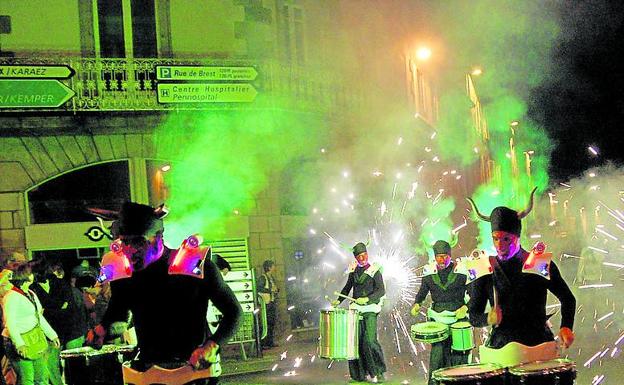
[0,252,115,385]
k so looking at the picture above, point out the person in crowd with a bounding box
[87,202,242,385]
[31,262,85,385]
[257,260,279,349]
[2,261,60,385]
[411,240,469,385]
[332,242,387,383]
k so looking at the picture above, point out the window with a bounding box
[28,161,130,224]
[131,0,157,58]
[97,0,125,57]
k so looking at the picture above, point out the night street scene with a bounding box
[1,1,624,385]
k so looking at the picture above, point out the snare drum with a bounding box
[410,322,449,344]
[319,308,359,360]
[450,322,474,352]
[508,359,576,385]
[61,344,136,385]
[432,363,506,385]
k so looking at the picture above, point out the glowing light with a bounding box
[287,276,296,281]
[160,164,171,172]
[309,228,316,235]
[578,284,613,289]
[397,137,403,145]
[342,171,349,178]
[588,146,599,156]
[416,46,432,61]
[271,364,278,371]
[510,120,519,127]
[588,246,609,254]
[373,170,383,177]
[320,148,326,153]
[471,67,482,76]
[589,172,596,177]
[597,312,614,322]
[286,334,293,341]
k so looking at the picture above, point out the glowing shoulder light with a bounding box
[110,239,123,253]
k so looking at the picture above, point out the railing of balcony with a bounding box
[0,57,362,114]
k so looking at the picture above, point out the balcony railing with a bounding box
[0,57,362,115]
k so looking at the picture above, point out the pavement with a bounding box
[219,332,429,385]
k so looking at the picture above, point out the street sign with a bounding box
[224,270,252,282]
[228,281,253,292]
[156,66,257,81]
[0,80,75,108]
[157,83,257,103]
[234,291,254,303]
[0,65,75,79]
[213,302,256,315]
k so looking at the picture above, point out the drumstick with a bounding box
[333,291,357,302]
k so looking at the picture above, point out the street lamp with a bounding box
[416,46,432,61]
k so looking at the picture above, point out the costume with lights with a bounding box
[413,240,469,385]
[335,242,387,382]
[466,190,576,351]
[90,202,242,385]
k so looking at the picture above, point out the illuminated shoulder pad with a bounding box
[453,258,469,276]
[168,235,210,279]
[365,262,382,277]
[98,240,133,283]
[522,242,553,280]
[464,255,493,284]
[421,262,437,277]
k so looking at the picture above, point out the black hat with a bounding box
[467,187,537,237]
[352,242,367,256]
[87,202,168,238]
[490,206,521,236]
[432,240,451,255]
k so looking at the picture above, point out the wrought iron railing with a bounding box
[0,57,362,114]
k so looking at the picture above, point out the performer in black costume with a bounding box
[88,202,242,385]
[411,240,469,385]
[332,242,387,383]
[467,189,576,350]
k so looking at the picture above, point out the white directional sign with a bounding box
[156,66,258,81]
[227,280,253,292]
[235,291,254,303]
[157,83,257,103]
[213,301,256,315]
[224,270,252,282]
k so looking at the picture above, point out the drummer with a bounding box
[86,202,242,385]
[410,240,469,385]
[331,242,387,383]
[466,189,576,351]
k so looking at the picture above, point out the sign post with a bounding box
[157,83,257,103]
[0,79,75,108]
[156,66,258,81]
[0,65,75,79]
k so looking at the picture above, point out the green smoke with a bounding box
[153,110,321,244]
[428,0,559,247]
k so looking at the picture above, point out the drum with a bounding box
[319,308,359,360]
[450,322,474,352]
[60,344,136,385]
[411,322,449,344]
[432,363,506,385]
[508,359,576,385]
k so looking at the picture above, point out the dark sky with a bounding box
[528,0,624,182]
